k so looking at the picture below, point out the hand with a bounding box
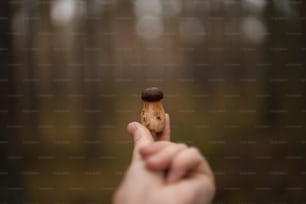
[113,114,215,204]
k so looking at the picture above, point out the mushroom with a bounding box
[140,87,166,135]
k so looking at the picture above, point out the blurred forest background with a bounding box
[1,0,306,203]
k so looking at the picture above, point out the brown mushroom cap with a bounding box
[141,87,164,101]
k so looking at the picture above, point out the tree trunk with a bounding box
[0,1,24,203]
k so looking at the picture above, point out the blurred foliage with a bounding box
[1,0,306,203]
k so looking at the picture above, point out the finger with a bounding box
[167,147,213,183]
[171,174,216,204]
[156,113,171,141]
[145,143,188,171]
[127,122,154,160]
[139,141,170,158]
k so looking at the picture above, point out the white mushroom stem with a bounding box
[140,101,165,134]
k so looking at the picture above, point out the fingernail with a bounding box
[139,145,149,156]
[140,144,150,152]
[127,122,137,134]
[142,143,154,150]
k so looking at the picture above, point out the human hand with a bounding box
[113,114,215,204]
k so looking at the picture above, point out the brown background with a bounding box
[1,0,306,203]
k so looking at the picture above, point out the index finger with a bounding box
[127,122,154,161]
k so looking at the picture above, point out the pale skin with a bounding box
[113,114,215,204]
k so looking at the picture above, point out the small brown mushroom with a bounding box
[140,87,166,134]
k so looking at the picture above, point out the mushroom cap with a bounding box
[141,87,164,101]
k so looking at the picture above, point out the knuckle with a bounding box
[155,141,169,147]
[188,147,203,160]
[177,143,188,150]
[188,146,201,155]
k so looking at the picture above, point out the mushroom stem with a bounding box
[140,101,165,134]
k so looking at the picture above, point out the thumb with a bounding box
[127,122,154,160]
